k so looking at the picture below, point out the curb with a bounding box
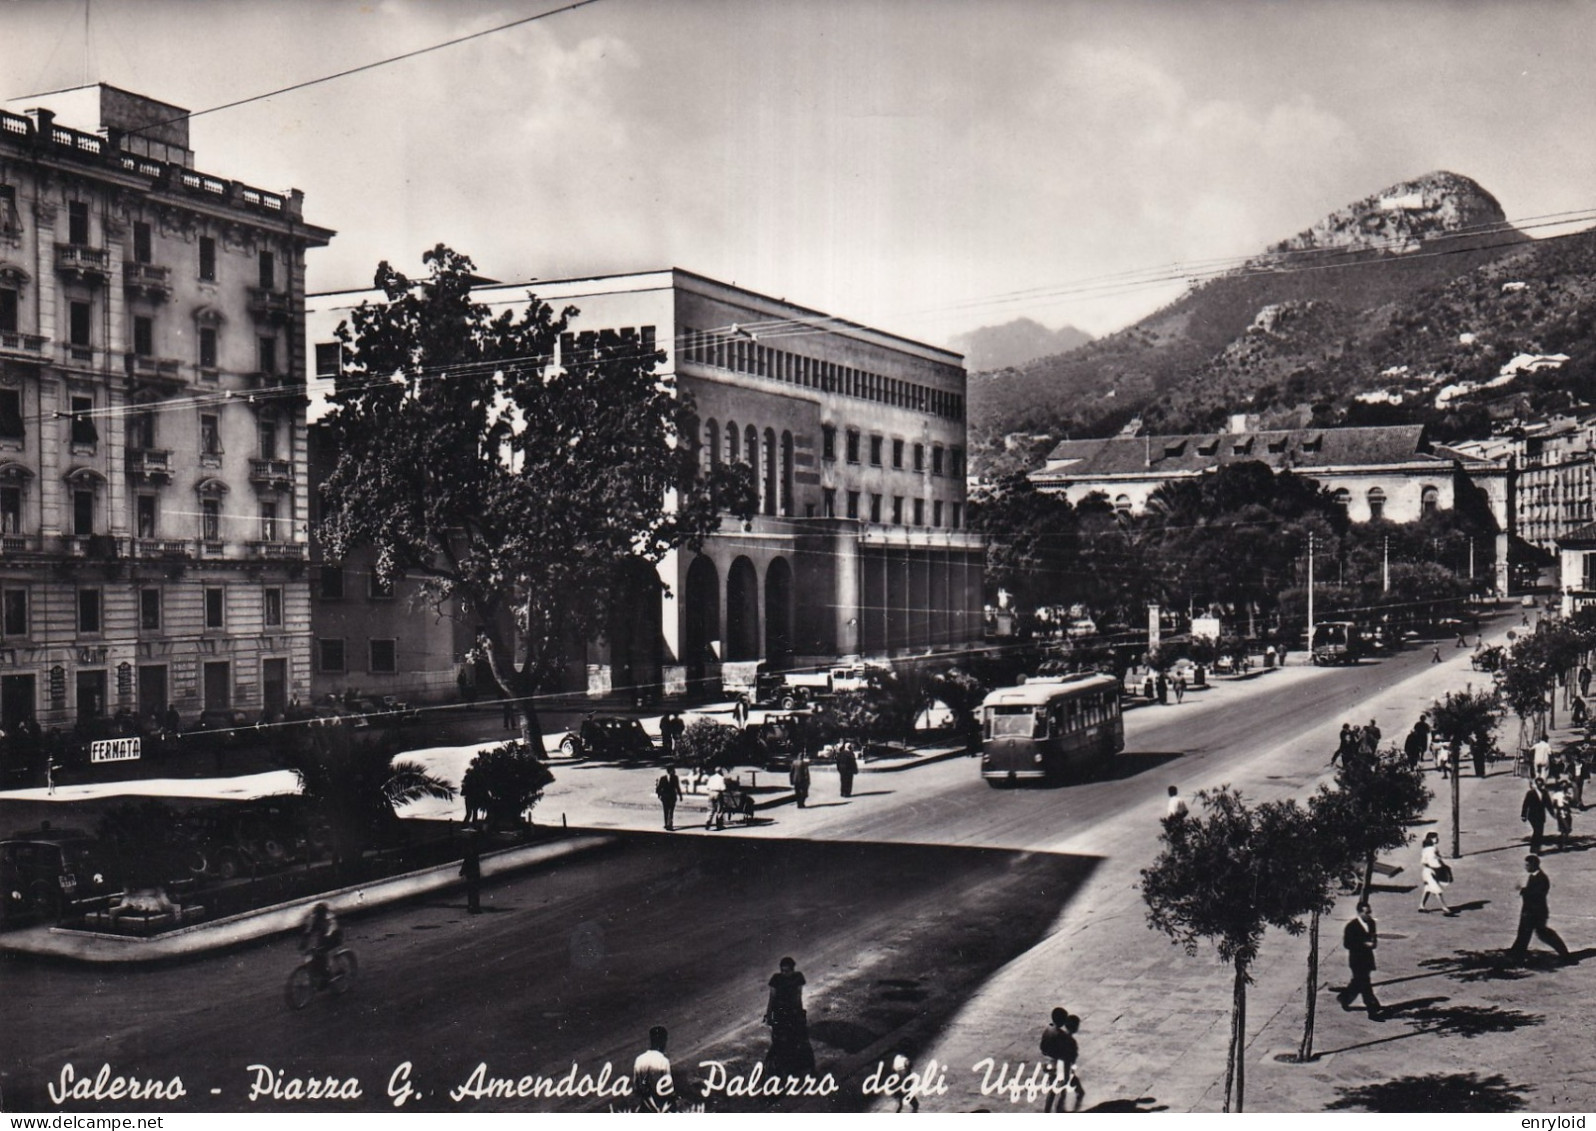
[0,833,617,964]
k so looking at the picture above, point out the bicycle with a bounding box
[285,946,357,1009]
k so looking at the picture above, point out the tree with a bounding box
[969,472,1080,611]
[676,718,743,769]
[463,742,555,830]
[1429,687,1504,856]
[928,667,988,746]
[1334,749,1432,899]
[318,246,756,755]
[1290,784,1366,1063]
[1142,787,1316,1111]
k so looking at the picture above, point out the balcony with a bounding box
[61,343,96,368]
[247,540,304,561]
[0,330,47,362]
[126,447,173,485]
[124,354,185,393]
[246,286,292,324]
[123,261,172,300]
[55,243,112,284]
[248,458,294,492]
[0,534,38,554]
[134,538,191,559]
[246,370,301,392]
[59,534,124,559]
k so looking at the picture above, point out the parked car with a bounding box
[743,713,809,771]
[1,827,114,923]
[559,715,656,760]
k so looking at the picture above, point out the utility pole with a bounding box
[1382,536,1390,594]
[1307,532,1315,654]
[1469,538,1475,587]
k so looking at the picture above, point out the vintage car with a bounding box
[0,827,114,923]
[559,715,656,760]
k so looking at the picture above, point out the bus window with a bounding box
[987,706,1036,738]
[1034,710,1049,739]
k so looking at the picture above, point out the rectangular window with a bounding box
[69,302,91,347]
[199,236,216,282]
[260,502,278,542]
[0,184,17,233]
[369,639,397,674]
[320,564,345,600]
[821,425,836,461]
[0,388,23,439]
[136,495,157,539]
[130,410,156,450]
[951,447,965,478]
[932,446,944,476]
[933,500,943,527]
[3,588,26,636]
[133,315,153,358]
[314,342,342,377]
[258,250,275,290]
[368,572,395,600]
[870,435,883,467]
[204,587,225,630]
[0,288,16,333]
[846,490,860,519]
[892,496,904,525]
[68,200,89,246]
[845,429,861,463]
[258,336,277,374]
[892,439,905,469]
[70,396,97,445]
[201,498,220,541]
[73,490,93,535]
[870,494,882,523]
[0,486,20,533]
[200,413,221,455]
[133,221,152,264]
[199,326,217,369]
[77,588,101,634]
[258,414,277,459]
[139,588,161,632]
[822,488,836,518]
[951,502,963,529]
[264,587,282,628]
[318,639,346,673]
[914,498,925,526]
[914,443,925,472]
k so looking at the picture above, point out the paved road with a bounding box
[0,635,1494,1113]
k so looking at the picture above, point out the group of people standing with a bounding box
[1333,718,1384,765]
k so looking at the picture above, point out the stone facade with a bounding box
[0,85,332,728]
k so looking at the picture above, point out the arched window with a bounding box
[1114,494,1133,515]
[780,430,794,516]
[725,420,739,463]
[704,418,720,468]
[1420,484,1439,516]
[1332,488,1351,510]
[763,427,777,517]
[1367,486,1386,521]
[745,425,761,513]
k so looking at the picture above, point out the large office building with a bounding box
[306,269,984,702]
[0,85,332,729]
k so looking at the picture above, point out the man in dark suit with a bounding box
[1337,901,1384,1020]
[1521,779,1548,856]
[1508,855,1573,964]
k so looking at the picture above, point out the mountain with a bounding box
[950,318,1091,373]
[969,171,1596,467]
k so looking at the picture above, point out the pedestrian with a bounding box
[660,711,684,759]
[1156,673,1168,705]
[1532,735,1552,780]
[461,764,484,827]
[1039,1007,1085,1113]
[704,768,727,830]
[1580,664,1592,699]
[1508,855,1573,964]
[1336,900,1385,1020]
[1417,832,1456,915]
[1333,723,1356,765]
[460,830,482,914]
[888,1050,919,1113]
[655,767,681,831]
[1403,720,1429,768]
[632,1025,674,1112]
[732,696,749,730]
[1173,675,1186,704]
[1457,632,1468,649]
[502,696,516,731]
[789,753,812,809]
[1362,719,1381,758]
[763,957,816,1077]
[1573,697,1588,728]
[1143,674,1155,700]
[1436,737,1454,779]
[1164,784,1187,822]
[1521,778,1548,856]
[836,740,859,799]
[1548,779,1574,850]
[1431,645,1443,664]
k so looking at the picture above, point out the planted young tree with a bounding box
[1336,749,1432,899]
[284,727,455,858]
[1430,687,1504,854]
[318,246,756,755]
[463,742,555,830]
[676,718,744,769]
[1142,788,1317,1111]
[1292,782,1374,1062]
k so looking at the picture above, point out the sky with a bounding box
[3,0,1595,348]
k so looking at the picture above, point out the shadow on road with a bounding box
[1326,1071,1529,1113]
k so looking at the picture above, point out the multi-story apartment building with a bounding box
[306,269,983,702]
[0,85,332,729]
[1500,418,1593,555]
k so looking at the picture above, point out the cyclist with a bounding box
[299,902,343,986]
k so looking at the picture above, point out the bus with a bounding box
[1311,621,1364,665]
[979,673,1125,786]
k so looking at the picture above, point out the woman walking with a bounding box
[1418,831,1457,915]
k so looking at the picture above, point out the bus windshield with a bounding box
[987,705,1043,738]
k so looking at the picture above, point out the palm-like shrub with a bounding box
[284,726,454,854]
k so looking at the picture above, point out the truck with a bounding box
[1311,621,1364,666]
[754,664,888,709]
